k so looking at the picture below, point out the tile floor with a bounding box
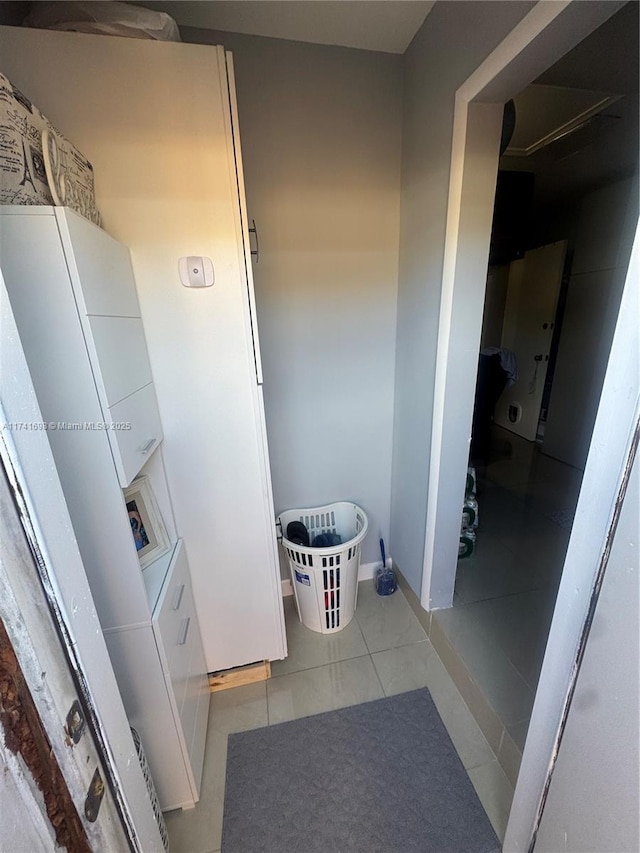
[433,427,583,759]
[165,583,514,853]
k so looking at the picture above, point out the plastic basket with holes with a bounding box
[278,502,368,634]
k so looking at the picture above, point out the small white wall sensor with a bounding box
[179,256,214,288]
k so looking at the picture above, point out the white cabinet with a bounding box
[0,26,287,670]
[55,209,164,487]
[0,205,209,810]
[105,540,209,810]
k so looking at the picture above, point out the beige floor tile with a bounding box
[370,639,437,696]
[434,604,536,726]
[208,681,268,734]
[354,583,427,653]
[468,760,515,842]
[267,655,384,724]
[455,535,546,604]
[429,616,505,754]
[271,595,369,676]
[372,642,496,771]
[165,683,268,853]
[164,731,226,853]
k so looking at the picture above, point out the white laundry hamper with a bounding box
[278,502,368,634]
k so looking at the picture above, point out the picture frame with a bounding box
[123,476,171,570]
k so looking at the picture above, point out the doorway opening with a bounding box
[433,0,638,799]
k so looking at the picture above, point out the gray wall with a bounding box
[183,27,402,567]
[0,2,29,26]
[481,264,510,350]
[390,1,535,592]
[544,176,639,468]
[535,445,639,851]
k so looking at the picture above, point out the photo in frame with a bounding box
[123,476,171,569]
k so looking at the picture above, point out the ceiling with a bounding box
[128,0,637,204]
[130,0,435,54]
[11,0,638,205]
[502,1,638,206]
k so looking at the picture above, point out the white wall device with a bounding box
[179,256,214,288]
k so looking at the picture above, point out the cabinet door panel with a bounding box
[180,603,209,744]
[87,316,153,407]
[179,667,202,768]
[164,612,193,712]
[154,539,209,800]
[103,626,193,811]
[155,541,192,706]
[187,671,210,797]
[60,208,141,317]
[155,542,189,638]
[108,383,163,487]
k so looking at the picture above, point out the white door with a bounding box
[494,240,567,440]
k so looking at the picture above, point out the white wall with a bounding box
[544,176,639,468]
[535,446,639,852]
[184,27,403,567]
[391,1,535,593]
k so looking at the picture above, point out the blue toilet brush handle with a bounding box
[380,538,386,571]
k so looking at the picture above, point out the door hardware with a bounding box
[84,767,105,822]
[248,219,259,263]
[65,699,86,745]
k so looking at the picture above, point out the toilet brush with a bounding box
[375,537,396,596]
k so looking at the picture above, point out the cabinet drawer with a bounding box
[155,540,190,646]
[87,316,153,407]
[155,540,194,704]
[153,540,209,801]
[169,579,201,709]
[179,610,208,739]
[62,209,141,317]
[165,608,195,710]
[103,625,193,811]
[108,383,163,487]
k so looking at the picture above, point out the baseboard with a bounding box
[394,564,520,786]
[358,560,386,581]
[281,558,392,597]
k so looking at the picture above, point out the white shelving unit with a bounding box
[0,205,209,811]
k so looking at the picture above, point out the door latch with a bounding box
[65,699,86,745]
[84,767,105,823]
